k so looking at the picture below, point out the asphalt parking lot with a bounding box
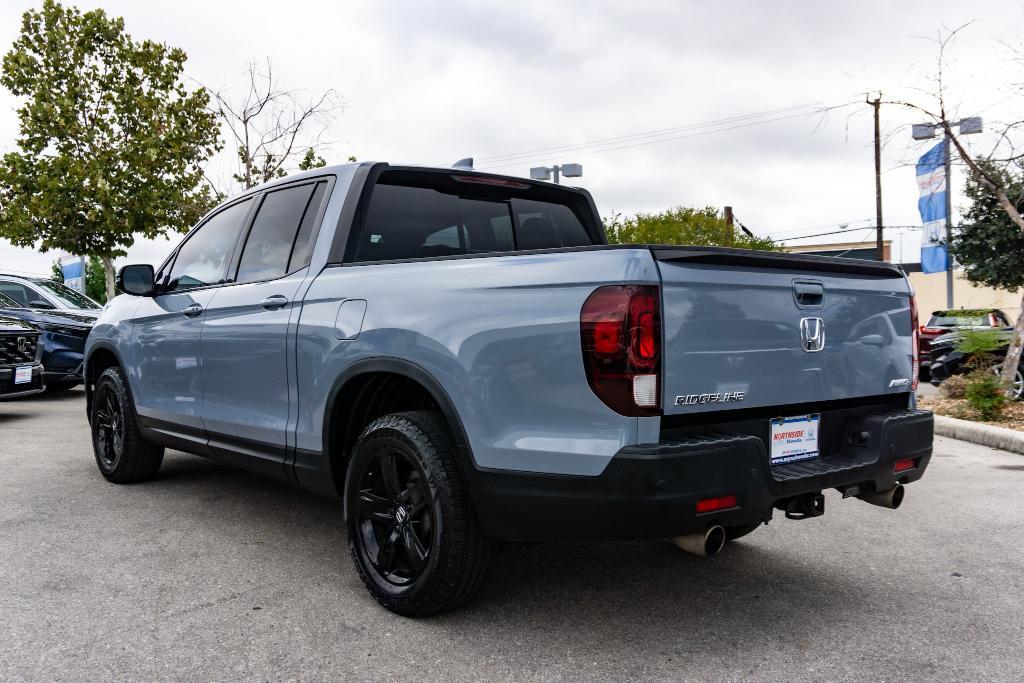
[2,389,1023,681]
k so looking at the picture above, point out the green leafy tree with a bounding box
[298,148,327,171]
[604,206,777,250]
[0,1,221,299]
[952,163,1024,291]
[950,161,1024,397]
[84,255,107,303]
[50,260,63,283]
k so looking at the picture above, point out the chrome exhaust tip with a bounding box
[670,525,727,556]
[857,484,905,510]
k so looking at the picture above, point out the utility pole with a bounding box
[868,94,884,261]
[724,206,734,229]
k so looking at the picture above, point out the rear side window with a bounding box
[0,281,31,305]
[236,181,325,284]
[167,199,252,292]
[351,177,594,263]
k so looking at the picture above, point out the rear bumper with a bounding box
[472,407,933,540]
[0,363,46,399]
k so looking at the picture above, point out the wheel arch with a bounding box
[83,342,125,422]
[322,358,475,497]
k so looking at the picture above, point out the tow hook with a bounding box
[778,492,825,520]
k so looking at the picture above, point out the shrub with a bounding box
[964,369,1008,420]
[939,374,969,399]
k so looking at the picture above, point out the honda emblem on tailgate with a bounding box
[799,318,825,352]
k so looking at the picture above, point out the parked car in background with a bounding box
[0,291,94,391]
[928,330,1023,401]
[0,274,102,315]
[0,313,44,399]
[918,308,1012,381]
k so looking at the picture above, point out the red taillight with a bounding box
[696,494,738,514]
[910,293,920,391]
[581,285,661,416]
[894,458,916,473]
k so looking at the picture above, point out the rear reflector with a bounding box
[632,374,658,407]
[696,494,738,514]
[894,458,916,473]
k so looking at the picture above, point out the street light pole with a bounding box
[942,131,954,309]
[530,163,582,184]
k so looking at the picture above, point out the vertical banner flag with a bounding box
[60,253,86,293]
[917,140,948,273]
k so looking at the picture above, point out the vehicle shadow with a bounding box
[145,450,869,668]
[22,387,87,402]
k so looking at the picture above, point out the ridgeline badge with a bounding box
[675,391,746,406]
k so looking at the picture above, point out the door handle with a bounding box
[181,303,203,318]
[260,295,289,311]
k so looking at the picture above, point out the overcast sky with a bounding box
[1,0,1023,276]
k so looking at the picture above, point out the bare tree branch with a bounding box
[210,58,341,190]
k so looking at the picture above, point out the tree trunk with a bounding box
[1003,292,1024,395]
[101,255,115,301]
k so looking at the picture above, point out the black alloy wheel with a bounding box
[94,383,125,472]
[89,366,164,483]
[345,412,497,617]
[354,447,434,586]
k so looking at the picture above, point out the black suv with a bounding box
[0,314,44,399]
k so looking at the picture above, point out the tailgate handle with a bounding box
[793,281,824,307]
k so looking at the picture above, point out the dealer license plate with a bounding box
[769,414,820,465]
[14,366,32,385]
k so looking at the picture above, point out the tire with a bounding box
[90,366,164,483]
[344,411,497,617]
[725,521,762,541]
[991,364,1024,401]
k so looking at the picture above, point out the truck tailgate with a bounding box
[653,248,913,415]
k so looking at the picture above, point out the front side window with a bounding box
[167,199,252,292]
[235,182,323,284]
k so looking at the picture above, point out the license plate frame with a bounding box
[769,413,820,465]
[14,366,33,385]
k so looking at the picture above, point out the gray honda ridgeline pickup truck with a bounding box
[85,162,933,616]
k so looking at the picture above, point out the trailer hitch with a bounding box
[777,492,825,520]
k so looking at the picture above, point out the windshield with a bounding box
[31,280,101,309]
[0,291,18,308]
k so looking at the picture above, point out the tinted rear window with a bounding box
[927,314,991,327]
[351,176,594,262]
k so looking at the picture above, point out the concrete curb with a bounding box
[933,414,1024,455]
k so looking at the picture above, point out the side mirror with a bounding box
[117,264,156,296]
[28,299,56,309]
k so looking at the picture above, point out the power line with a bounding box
[477,101,861,170]
[476,103,825,164]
